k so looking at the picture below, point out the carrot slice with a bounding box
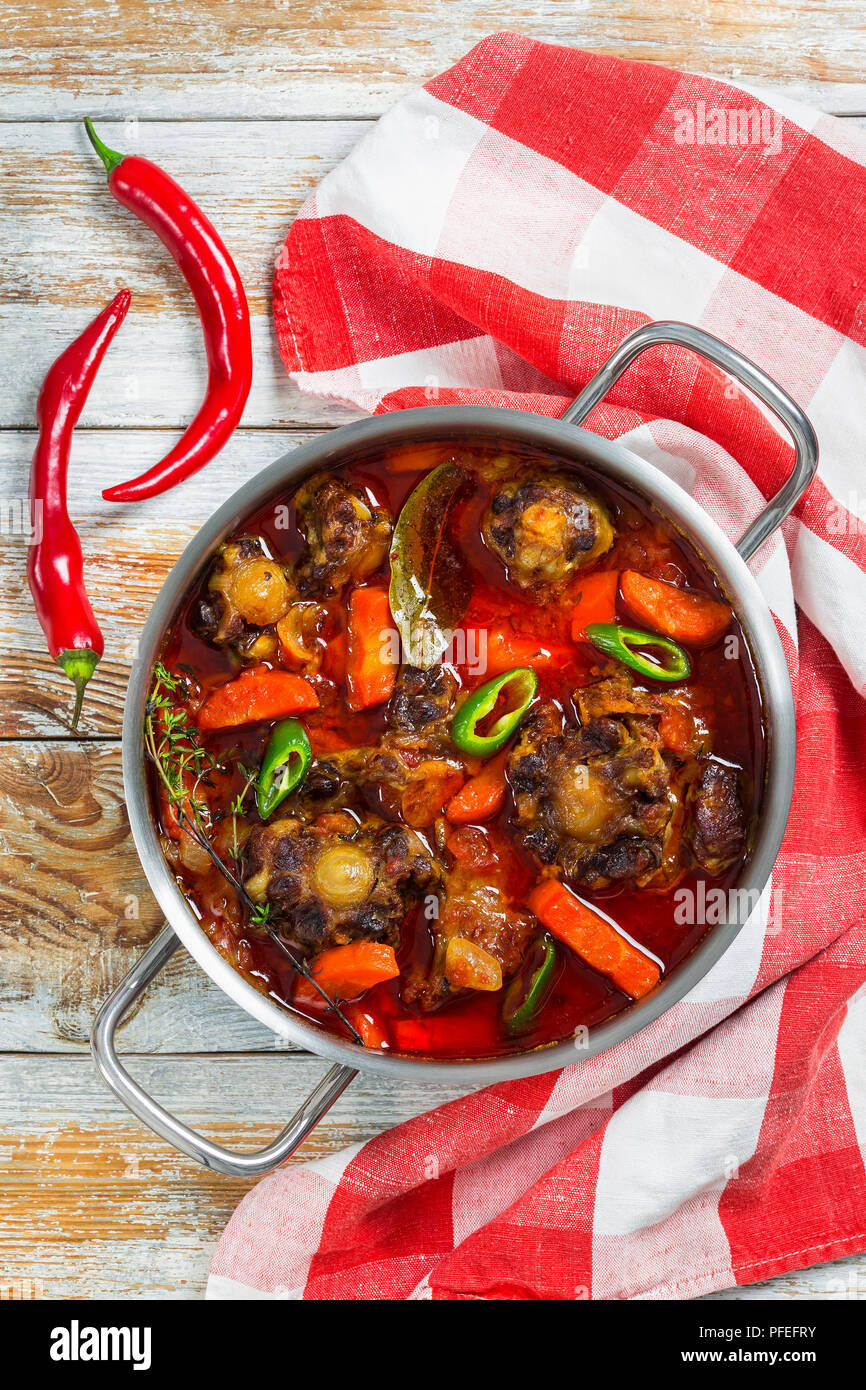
[445,749,509,824]
[484,625,575,677]
[571,570,619,639]
[345,1002,391,1049]
[658,703,696,756]
[295,942,400,1004]
[322,629,348,685]
[528,879,660,999]
[345,586,397,712]
[198,665,318,729]
[385,441,454,474]
[620,570,731,647]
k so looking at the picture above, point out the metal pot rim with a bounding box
[121,404,796,1085]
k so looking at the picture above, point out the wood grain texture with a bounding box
[0,1054,475,1299]
[0,737,295,1053]
[0,121,365,431]
[2,4,864,1303]
[707,1255,866,1300]
[2,0,865,118]
[2,110,865,435]
[0,1055,859,1301]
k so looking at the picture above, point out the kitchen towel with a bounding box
[210,34,866,1300]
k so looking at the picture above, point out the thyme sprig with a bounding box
[228,763,259,863]
[144,662,362,1045]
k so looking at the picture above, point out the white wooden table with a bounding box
[1,0,864,1301]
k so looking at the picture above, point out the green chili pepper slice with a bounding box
[257,718,312,818]
[451,666,538,757]
[584,622,691,683]
[503,936,558,1037]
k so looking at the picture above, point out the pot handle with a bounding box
[560,320,818,561]
[91,925,358,1177]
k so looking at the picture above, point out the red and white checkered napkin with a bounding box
[210,35,866,1300]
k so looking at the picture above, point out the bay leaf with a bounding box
[388,459,473,668]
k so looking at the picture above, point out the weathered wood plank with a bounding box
[2,1,865,119]
[0,121,366,431]
[0,1053,476,1299]
[0,1052,858,1300]
[2,109,865,434]
[705,1255,866,1300]
[0,736,310,1053]
[3,7,864,1305]
[0,429,329,737]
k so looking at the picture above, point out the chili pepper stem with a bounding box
[83,118,125,176]
[58,648,100,729]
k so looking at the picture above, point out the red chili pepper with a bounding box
[84,119,253,503]
[27,290,131,727]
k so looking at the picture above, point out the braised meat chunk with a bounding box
[278,662,460,830]
[244,812,438,953]
[508,700,673,889]
[386,663,457,739]
[576,675,664,721]
[311,662,462,826]
[323,743,465,829]
[284,759,358,820]
[510,674,745,889]
[195,536,289,661]
[294,473,391,597]
[482,470,614,593]
[157,439,765,1059]
[404,829,536,1010]
[688,761,746,874]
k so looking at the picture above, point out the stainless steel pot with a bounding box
[92,322,817,1175]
